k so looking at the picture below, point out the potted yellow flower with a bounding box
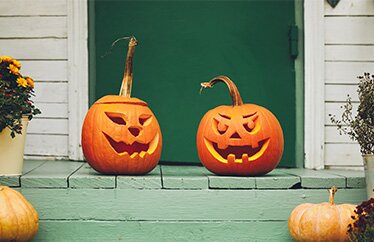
[0,56,41,175]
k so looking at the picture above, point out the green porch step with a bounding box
[0,160,367,242]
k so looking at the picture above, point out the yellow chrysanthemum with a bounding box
[12,59,21,69]
[0,56,14,63]
[26,77,34,88]
[16,77,28,88]
[8,64,19,74]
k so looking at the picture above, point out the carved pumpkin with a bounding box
[197,76,283,176]
[288,186,356,242]
[82,37,162,175]
[0,186,39,241]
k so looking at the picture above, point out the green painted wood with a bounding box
[161,165,211,189]
[324,169,365,188]
[208,176,256,189]
[69,163,115,189]
[280,168,346,188]
[21,188,366,221]
[0,160,45,187]
[117,166,162,189]
[21,161,83,188]
[32,221,291,242]
[91,0,298,167]
[255,170,300,189]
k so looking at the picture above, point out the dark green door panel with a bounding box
[90,0,297,166]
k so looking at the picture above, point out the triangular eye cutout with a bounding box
[105,112,127,125]
[139,114,152,126]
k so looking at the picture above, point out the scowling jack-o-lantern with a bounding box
[82,36,162,175]
[197,76,283,176]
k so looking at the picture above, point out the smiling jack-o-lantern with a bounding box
[82,36,162,175]
[197,76,283,176]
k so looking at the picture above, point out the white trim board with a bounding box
[304,0,325,169]
[67,0,89,160]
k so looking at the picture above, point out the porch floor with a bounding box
[1,160,367,241]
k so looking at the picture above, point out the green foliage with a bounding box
[330,73,374,155]
[348,194,374,242]
[0,56,41,138]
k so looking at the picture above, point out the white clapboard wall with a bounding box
[0,0,69,158]
[324,0,374,168]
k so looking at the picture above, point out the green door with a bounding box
[89,0,299,167]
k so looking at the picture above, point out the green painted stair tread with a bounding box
[208,175,256,189]
[21,161,83,188]
[255,170,301,189]
[0,160,45,187]
[117,166,162,189]
[209,170,300,190]
[69,163,115,188]
[15,160,367,190]
[32,221,292,242]
[279,168,346,188]
[323,169,365,188]
[161,165,212,189]
[21,188,366,221]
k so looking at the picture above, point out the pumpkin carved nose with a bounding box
[129,127,141,137]
[230,132,241,139]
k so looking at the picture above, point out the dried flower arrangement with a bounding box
[329,73,374,155]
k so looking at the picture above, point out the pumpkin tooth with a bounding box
[218,143,228,150]
[251,142,259,149]
[139,151,146,158]
[242,154,249,163]
[227,154,235,163]
[130,152,138,158]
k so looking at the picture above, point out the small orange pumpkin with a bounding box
[0,186,39,241]
[82,37,162,175]
[197,76,284,176]
[288,186,356,242]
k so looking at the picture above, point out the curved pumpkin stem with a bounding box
[328,186,337,205]
[119,36,137,97]
[200,75,244,106]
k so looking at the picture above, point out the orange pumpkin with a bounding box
[288,186,356,242]
[82,36,162,175]
[197,76,284,176]
[0,186,39,241]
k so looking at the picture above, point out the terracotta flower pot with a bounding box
[363,154,374,199]
[0,117,28,176]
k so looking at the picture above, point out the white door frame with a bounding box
[304,0,325,169]
[67,0,89,160]
[68,0,326,168]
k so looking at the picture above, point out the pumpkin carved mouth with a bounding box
[204,137,270,164]
[103,132,159,158]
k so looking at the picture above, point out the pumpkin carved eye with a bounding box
[214,119,228,135]
[139,114,152,126]
[243,113,259,133]
[105,112,127,125]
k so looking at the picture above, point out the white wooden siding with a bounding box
[324,0,374,168]
[0,0,69,158]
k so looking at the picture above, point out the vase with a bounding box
[363,154,374,199]
[0,117,28,176]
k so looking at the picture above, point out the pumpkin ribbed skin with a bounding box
[197,104,283,176]
[288,187,356,242]
[0,186,39,242]
[197,76,284,176]
[82,95,162,175]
